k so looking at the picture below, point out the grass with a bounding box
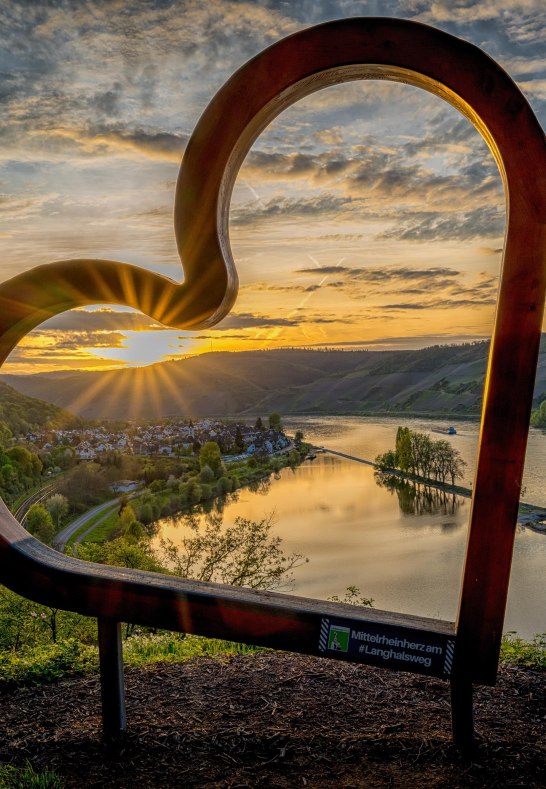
[65,505,118,548]
[1,630,543,691]
[0,762,64,788]
[123,631,263,666]
[0,639,98,688]
[500,632,546,670]
[0,633,262,689]
[81,509,119,544]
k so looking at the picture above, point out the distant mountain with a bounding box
[2,341,546,421]
[0,381,79,436]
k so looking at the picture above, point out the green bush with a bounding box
[199,464,215,483]
[500,632,545,670]
[0,639,98,689]
[199,483,213,500]
[217,476,233,494]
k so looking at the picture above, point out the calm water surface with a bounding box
[155,416,546,638]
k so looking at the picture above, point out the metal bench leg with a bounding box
[98,618,127,740]
[450,674,475,752]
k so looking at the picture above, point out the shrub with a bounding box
[0,639,98,688]
[217,476,232,494]
[199,484,213,500]
[199,464,215,483]
[500,632,545,670]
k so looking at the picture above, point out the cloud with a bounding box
[294,264,460,283]
[20,329,128,351]
[231,194,353,225]
[40,308,164,332]
[84,127,188,161]
[379,207,504,242]
[291,263,498,310]
[239,131,503,236]
[14,126,188,162]
[191,333,270,341]
[295,265,352,275]
[208,312,302,329]
[517,79,546,101]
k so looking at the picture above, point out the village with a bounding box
[24,416,293,462]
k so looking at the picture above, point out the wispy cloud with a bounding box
[0,0,541,370]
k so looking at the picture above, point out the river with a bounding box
[154,416,546,639]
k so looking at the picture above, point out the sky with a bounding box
[1,0,545,373]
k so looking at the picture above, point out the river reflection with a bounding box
[155,454,472,625]
[374,473,463,523]
[154,443,545,638]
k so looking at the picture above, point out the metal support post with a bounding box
[98,618,126,740]
[450,674,475,753]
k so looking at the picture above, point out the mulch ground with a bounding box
[0,653,544,788]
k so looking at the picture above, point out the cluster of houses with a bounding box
[25,419,292,462]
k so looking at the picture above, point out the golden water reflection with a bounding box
[154,455,470,622]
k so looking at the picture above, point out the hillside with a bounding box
[1,341,544,420]
[0,381,80,435]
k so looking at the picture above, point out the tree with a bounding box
[25,504,55,545]
[59,462,108,505]
[200,464,215,483]
[119,504,138,531]
[294,430,304,445]
[0,587,96,649]
[375,450,397,471]
[77,536,163,573]
[159,512,307,591]
[199,441,223,477]
[410,432,433,478]
[531,400,546,427]
[51,445,75,470]
[379,427,466,486]
[7,446,42,479]
[255,416,264,432]
[45,493,69,529]
[395,427,413,472]
[235,425,245,452]
[268,412,282,431]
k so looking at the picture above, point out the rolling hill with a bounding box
[0,342,516,420]
[0,381,80,435]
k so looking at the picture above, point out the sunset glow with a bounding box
[2,1,545,374]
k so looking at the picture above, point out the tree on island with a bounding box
[376,427,466,486]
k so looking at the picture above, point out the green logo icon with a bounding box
[328,625,350,652]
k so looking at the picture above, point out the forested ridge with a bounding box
[0,381,79,435]
[0,342,506,419]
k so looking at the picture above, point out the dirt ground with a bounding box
[1,652,544,788]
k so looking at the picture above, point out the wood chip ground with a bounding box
[1,653,544,787]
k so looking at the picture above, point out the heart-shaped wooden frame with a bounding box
[1,18,545,744]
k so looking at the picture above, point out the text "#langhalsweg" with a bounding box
[352,631,443,668]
